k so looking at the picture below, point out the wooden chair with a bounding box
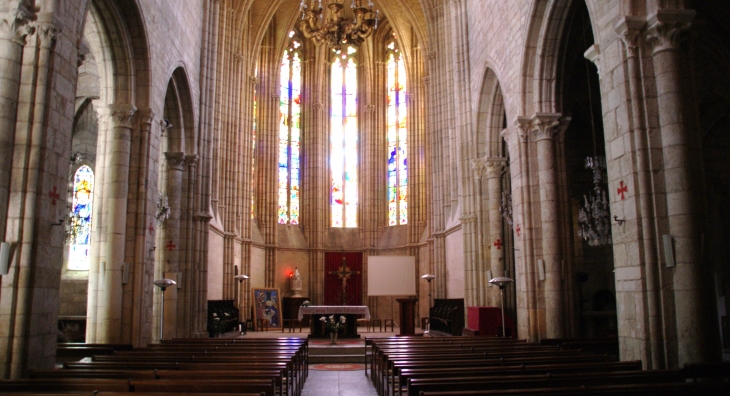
[370,319,383,332]
[356,318,370,332]
[384,319,395,332]
[256,318,269,332]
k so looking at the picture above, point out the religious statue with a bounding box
[290,266,303,297]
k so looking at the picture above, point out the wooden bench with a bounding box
[406,370,684,396]
[418,381,730,395]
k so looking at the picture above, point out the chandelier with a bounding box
[500,190,513,226]
[156,195,170,224]
[577,156,612,246]
[298,0,379,52]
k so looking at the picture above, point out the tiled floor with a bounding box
[302,369,378,396]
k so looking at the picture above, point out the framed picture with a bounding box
[252,288,282,329]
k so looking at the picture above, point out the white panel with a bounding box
[537,260,545,281]
[367,256,416,296]
[0,242,10,275]
[663,235,675,268]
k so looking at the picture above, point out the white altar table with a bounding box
[298,305,371,321]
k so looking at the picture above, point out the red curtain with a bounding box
[324,252,363,305]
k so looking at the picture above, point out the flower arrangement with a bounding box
[208,312,227,335]
[301,300,311,307]
[320,315,346,333]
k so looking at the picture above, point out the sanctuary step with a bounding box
[308,342,367,364]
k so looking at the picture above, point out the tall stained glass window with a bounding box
[278,33,302,224]
[68,165,94,270]
[387,40,408,225]
[331,46,358,228]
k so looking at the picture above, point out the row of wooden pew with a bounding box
[365,336,730,396]
[0,338,308,396]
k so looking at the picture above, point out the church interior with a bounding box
[1,0,730,381]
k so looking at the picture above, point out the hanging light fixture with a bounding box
[298,0,379,52]
[156,195,170,224]
[500,190,513,226]
[576,20,611,247]
[578,155,612,246]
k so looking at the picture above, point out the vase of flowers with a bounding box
[320,315,345,344]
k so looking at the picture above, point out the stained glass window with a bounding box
[331,46,358,228]
[387,40,408,225]
[68,165,94,270]
[278,33,302,225]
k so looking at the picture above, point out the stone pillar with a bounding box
[471,157,488,305]
[0,8,32,243]
[487,159,507,285]
[162,152,185,339]
[647,9,718,364]
[96,104,137,343]
[531,113,564,339]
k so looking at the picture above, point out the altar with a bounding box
[298,305,371,339]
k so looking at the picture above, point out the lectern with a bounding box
[397,298,418,336]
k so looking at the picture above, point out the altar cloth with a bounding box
[298,305,371,321]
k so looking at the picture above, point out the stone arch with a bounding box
[522,0,601,115]
[76,0,153,344]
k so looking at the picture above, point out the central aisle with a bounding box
[302,368,378,396]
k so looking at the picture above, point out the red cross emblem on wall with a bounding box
[48,186,60,205]
[515,225,521,237]
[617,181,628,200]
[166,241,176,251]
[148,223,154,235]
[494,239,502,250]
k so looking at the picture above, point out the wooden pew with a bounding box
[418,381,730,395]
[0,378,130,393]
[406,370,684,396]
[130,378,276,395]
[397,360,643,395]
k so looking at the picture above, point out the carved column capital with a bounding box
[423,76,430,84]
[249,76,257,85]
[530,113,562,142]
[584,44,601,81]
[138,108,155,125]
[165,152,187,170]
[615,16,646,58]
[646,9,694,54]
[1,7,33,44]
[108,104,138,129]
[514,116,532,143]
[486,158,508,179]
[186,154,200,169]
[313,103,324,111]
[428,51,437,60]
[234,53,244,63]
[364,104,376,113]
[34,23,59,47]
[271,94,280,101]
[471,157,488,180]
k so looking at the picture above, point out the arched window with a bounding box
[386,39,407,225]
[278,33,302,224]
[68,165,94,270]
[331,46,359,228]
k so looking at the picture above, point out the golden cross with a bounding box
[329,257,360,305]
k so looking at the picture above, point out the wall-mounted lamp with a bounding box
[613,216,625,225]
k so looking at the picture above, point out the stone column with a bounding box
[0,8,32,243]
[531,113,564,339]
[471,157,488,305]
[162,152,185,339]
[487,159,507,290]
[647,9,718,364]
[96,104,137,343]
